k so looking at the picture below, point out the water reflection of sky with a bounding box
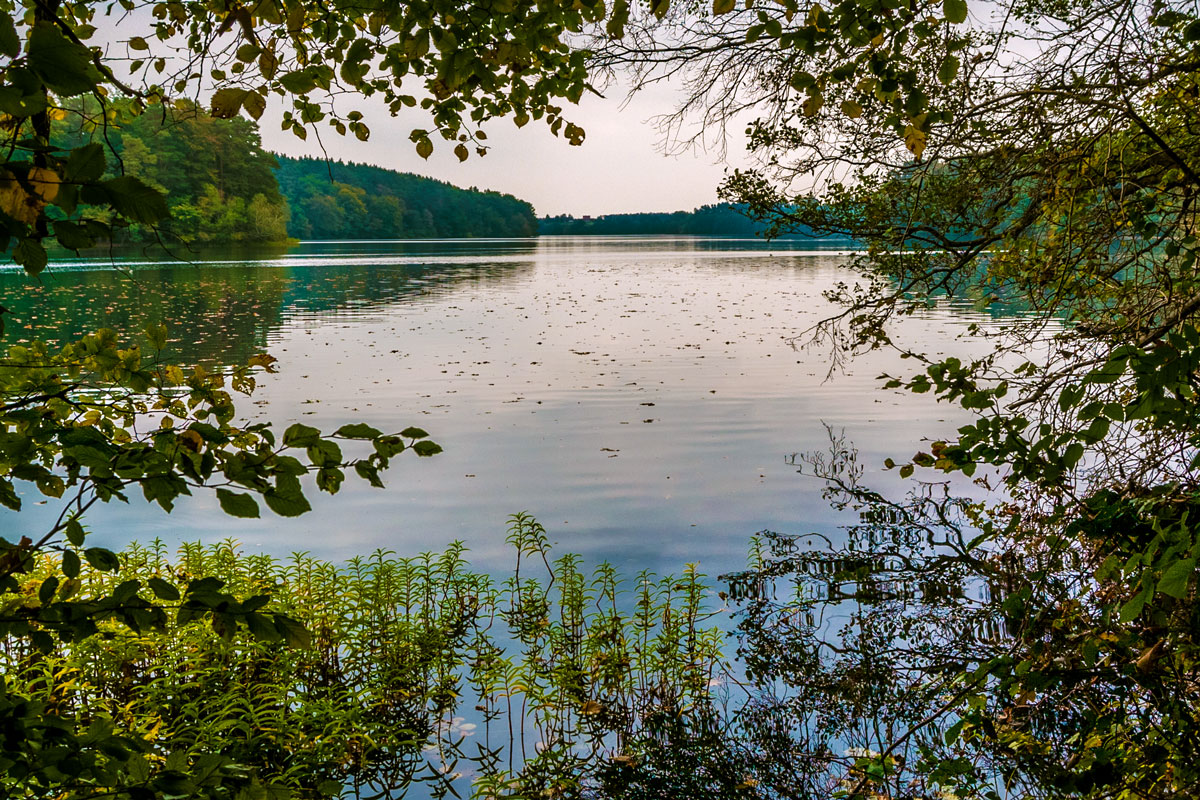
[3,237,1020,578]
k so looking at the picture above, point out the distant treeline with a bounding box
[52,106,538,244]
[275,156,537,239]
[538,204,820,237]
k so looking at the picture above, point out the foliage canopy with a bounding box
[0,0,618,270]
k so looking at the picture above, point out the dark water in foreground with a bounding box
[2,236,1015,576]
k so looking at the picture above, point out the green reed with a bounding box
[6,512,727,799]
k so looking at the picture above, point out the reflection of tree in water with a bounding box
[0,257,534,368]
[702,432,991,799]
[625,429,1200,800]
[2,262,290,367]
[276,260,534,320]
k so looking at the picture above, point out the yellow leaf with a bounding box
[713,0,736,13]
[247,353,278,371]
[27,167,59,204]
[807,4,826,31]
[179,430,204,452]
[904,125,927,158]
[0,168,58,224]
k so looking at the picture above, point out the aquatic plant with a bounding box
[4,513,728,799]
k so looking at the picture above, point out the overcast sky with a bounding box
[260,79,750,218]
[93,6,751,218]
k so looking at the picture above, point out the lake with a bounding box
[2,236,1011,578]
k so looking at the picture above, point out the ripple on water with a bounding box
[3,237,1030,576]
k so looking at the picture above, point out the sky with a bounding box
[259,78,751,218]
[90,6,754,218]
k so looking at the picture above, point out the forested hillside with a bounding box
[52,103,290,244]
[538,203,823,236]
[275,156,538,239]
[48,108,537,246]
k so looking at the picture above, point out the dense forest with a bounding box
[538,203,824,237]
[49,108,538,246]
[51,103,290,244]
[275,156,538,239]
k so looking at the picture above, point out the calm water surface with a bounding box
[3,237,1010,576]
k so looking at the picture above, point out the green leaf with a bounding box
[84,547,121,572]
[246,612,283,642]
[145,323,168,350]
[62,549,81,578]
[1118,586,1149,622]
[943,0,968,24]
[13,239,48,275]
[1157,557,1196,599]
[0,12,20,58]
[274,614,312,647]
[0,85,47,117]
[937,55,960,84]
[1063,442,1084,468]
[235,43,261,62]
[39,576,59,604]
[65,519,86,547]
[28,23,100,96]
[400,426,429,439]
[283,422,322,447]
[306,439,343,467]
[54,220,97,250]
[802,92,824,118]
[355,461,385,487]
[264,487,312,517]
[216,488,261,518]
[242,90,266,120]
[210,87,248,119]
[242,594,271,612]
[412,440,442,457]
[66,143,107,183]
[102,176,168,223]
[148,576,181,601]
[316,467,344,492]
[279,69,318,94]
[0,478,19,510]
[335,422,383,439]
